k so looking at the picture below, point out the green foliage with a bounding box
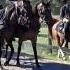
[0,0,63,15]
[31,0,61,15]
[0,0,6,7]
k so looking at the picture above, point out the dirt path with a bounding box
[0,55,70,70]
[0,41,70,70]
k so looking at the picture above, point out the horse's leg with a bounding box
[56,35,61,58]
[4,40,14,65]
[48,28,52,54]
[0,35,4,65]
[31,39,39,67]
[0,43,2,65]
[58,47,65,59]
[48,28,52,45]
[0,38,3,65]
[56,37,64,58]
[55,34,63,58]
[60,40,69,60]
[63,22,69,48]
[16,38,22,66]
[62,40,68,48]
[58,36,65,59]
[4,44,8,59]
[65,41,68,48]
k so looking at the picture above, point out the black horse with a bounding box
[0,4,6,65]
[0,0,40,67]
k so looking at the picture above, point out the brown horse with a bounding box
[34,1,58,53]
[52,18,70,59]
[34,1,70,59]
[34,1,69,59]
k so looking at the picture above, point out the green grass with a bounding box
[37,27,49,45]
[39,27,48,35]
[12,27,56,60]
[12,27,70,63]
[13,41,57,60]
[12,28,56,59]
[37,37,48,45]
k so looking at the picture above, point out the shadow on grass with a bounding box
[0,49,70,70]
[0,62,70,70]
[2,49,44,60]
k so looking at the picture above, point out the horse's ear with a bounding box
[33,3,39,17]
[32,4,36,14]
[46,1,51,6]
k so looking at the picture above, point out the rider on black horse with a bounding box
[56,0,70,42]
[60,0,70,40]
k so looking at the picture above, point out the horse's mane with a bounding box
[23,0,30,3]
[33,1,42,18]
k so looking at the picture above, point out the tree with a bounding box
[0,0,64,15]
[0,0,6,7]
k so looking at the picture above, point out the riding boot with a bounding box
[63,22,69,48]
[64,22,69,39]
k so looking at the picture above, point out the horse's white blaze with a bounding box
[37,3,43,9]
[13,1,17,7]
[17,1,23,7]
[39,3,43,7]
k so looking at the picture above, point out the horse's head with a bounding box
[17,0,31,14]
[17,0,30,26]
[35,1,52,22]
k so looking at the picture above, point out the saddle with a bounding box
[56,22,64,33]
[56,18,70,33]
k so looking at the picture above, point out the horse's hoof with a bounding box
[4,61,9,66]
[0,62,1,66]
[16,62,21,67]
[36,63,40,68]
[62,56,66,60]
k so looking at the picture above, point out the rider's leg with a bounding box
[63,22,69,48]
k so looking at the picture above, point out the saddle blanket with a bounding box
[56,22,64,33]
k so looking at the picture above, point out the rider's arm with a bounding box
[60,6,65,20]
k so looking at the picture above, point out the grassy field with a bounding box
[6,16,69,64]
[12,27,56,58]
[12,27,70,63]
[37,27,48,45]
